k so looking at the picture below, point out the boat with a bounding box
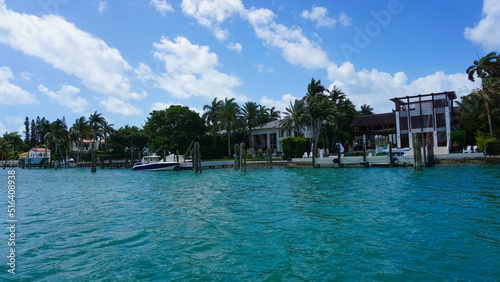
[132,153,178,171]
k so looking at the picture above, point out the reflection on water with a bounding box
[1,164,499,280]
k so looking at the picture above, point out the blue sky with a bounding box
[1,0,498,135]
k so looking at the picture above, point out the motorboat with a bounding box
[132,153,178,171]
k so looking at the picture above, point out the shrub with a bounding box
[281,137,308,159]
[450,130,467,149]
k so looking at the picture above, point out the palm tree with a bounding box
[467,52,500,138]
[280,99,309,136]
[3,132,23,152]
[359,104,374,115]
[202,98,223,146]
[218,98,241,155]
[101,120,114,151]
[304,78,325,102]
[89,111,106,151]
[71,117,91,162]
[242,101,260,149]
[44,119,68,162]
[268,106,281,121]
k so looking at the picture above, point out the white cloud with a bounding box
[464,0,500,50]
[98,1,108,14]
[260,93,301,114]
[150,36,245,101]
[0,66,37,105]
[301,6,336,29]
[181,0,244,40]
[150,0,174,17]
[38,84,88,113]
[247,8,330,69]
[151,101,202,114]
[227,42,242,53]
[327,62,480,113]
[338,11,352,27]
[100,97,141,115]
[256,63,274,73]
[0,3,144,103]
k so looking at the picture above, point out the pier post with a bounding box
[413,133,423,171]
[239,142,246,171]
[363,134,367,162]
[389,142,393,168]
[337,144,342,167]
[234,144,240,170]
[91,149,97,173]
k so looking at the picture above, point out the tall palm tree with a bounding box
[268,106,281,121]
[71,116,91,162]
[242,101,260,149]
[101,120,114,151]
[304,78,325,102]
[280,99,309,136]
[219,98,241,155]
[89,111,106,151]
[44,119,69,161]
[467,52,500,138]
[3,132,23,152]
[359,104,374,115]
[202,98,223,146]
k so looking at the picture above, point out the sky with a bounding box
[1,0,499,135]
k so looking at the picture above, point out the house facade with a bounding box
[251,120,312,153]
[350,113,397,151]
[70,139,104,152]
[391,91,456,154]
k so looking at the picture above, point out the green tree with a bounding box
[242,101,263,149]
[89,111,106,151]
[144,105,206,153]
[71,117,91,162]
[202,98,223,146]
[280,99,309,137]
[44,119,69,161]
[3,132,23,153]
[359,104,374,115]
[466,52,500,138]
[218,98,241,155]
[0,138,8,160]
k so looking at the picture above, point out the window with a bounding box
[411,116,422,128]
[436,114,446,127]
[437,130,447,146]
[400,117,408,130]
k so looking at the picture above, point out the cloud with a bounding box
[301,6,336,29]
[0,66,37,105]
[98,1,108,14]
[0,3,144,103]
[327,62,480,113]
[149,36,245,101]
[181,0,244,40]
[100,97,141,115]
[0,122,7,135]
[338,11,352,27]
[256,63,274,73]
[38,84,88,113]
[464,0,500,50]
[260,93,301,114]
[150,0,174,17]
[247,8,330,69]
[227,42,242,53]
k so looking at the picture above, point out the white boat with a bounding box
[132,153,178,171]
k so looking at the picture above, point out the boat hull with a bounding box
[132,162,177,171]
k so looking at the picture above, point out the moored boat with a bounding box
[132,153,178,171]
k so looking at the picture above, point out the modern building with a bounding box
[350,112,397,151]
[70,139,104,152]
[391,91,456,154]
[251,120,312,153]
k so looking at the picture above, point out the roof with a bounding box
[255,120,281,130]
[390,91,457,104]
[350,112,396,127]
[29,147,51,152]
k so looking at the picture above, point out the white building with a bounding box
[251,120,311,153]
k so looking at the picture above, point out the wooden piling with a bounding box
[389,143,393,168]
[91,149,97,173]
[413,133,423,171]
[234,144,240,170]
[239,142,246,171]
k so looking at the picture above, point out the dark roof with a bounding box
[350,112,396,127]
[390,91,457,104]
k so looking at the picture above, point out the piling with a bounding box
[362,134,367,162]
[266,147,273,169]
[389,143,393,168]
[239,143,246,171]
[413,133,423,171]
[426,143,434,167]
[91,149,97,173]
[234,144,240,170]
[193,142,202,173]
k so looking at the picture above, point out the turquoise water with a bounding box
[1,165,499,281]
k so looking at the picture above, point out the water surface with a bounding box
[1,165,499,280]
